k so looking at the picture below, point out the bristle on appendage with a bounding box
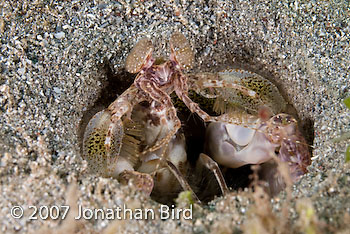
[212,93,264,116]
[119,120,144,166]
[123,119,144,137]
[213,96,227,115]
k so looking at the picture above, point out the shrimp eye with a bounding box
[169,33,194,70]
[125,38,154,74]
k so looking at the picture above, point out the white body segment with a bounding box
[206,122,278,168]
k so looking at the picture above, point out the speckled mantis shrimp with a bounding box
[83,33,258,195]
[82,32,311,200]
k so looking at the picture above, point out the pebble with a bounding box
[53,87,61,94]
[54,32,65,39]
[18,68,25,75]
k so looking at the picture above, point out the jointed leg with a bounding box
[141,105,181,155]
[201,79,256,98]
[166,160,201,203]
[136,81,184,183]
[199,153,229,196]
[201,78,269,114]
[186,74,220,99]
[174,73,222,123]
[105,86,140,158]
[176,74,265,127]
[175,88,220,122]
[189,73,257,98]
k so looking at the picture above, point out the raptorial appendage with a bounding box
[82,109,142,178]
[188,69,286,116]
[198,71,311,196]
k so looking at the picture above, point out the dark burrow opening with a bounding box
[79,61,314,205]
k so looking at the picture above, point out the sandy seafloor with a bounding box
[0,0,349,233]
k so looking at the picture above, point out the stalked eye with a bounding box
[125,38,154,74]
[169,33,194,70]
